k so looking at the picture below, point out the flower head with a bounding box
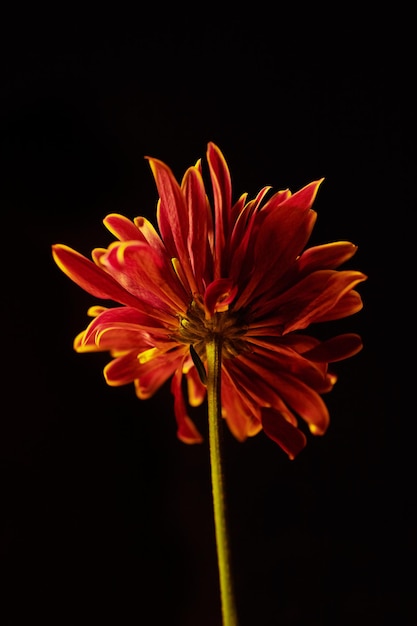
[52,142,366,459]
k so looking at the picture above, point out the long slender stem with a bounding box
[206,337,238,626]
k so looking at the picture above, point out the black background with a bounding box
[1,8,414,626]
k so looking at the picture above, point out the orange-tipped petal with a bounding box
[298,241,359,273]
[52,244,141,307]
[207,142,232,276]
[103,213,145,241]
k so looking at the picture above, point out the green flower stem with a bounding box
[206,337,238,626]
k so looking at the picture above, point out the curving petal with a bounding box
[171,365,203,443]
[221,368,262,440]
[235,206,318,308]
[257,188,292,215]
[101,328,179,353]
[252,269,367,330]
[228,187,271,283]
[147,157,188,255]
[261,408,307,459]
[302,333,363,362]
[133,216,166,253]
[297,241,359,274]
[74,330,100,353]
[241,180,323,302]
[270,371,330,435]
[207,142,233,277]
[103,213,145,241]
[181,165,213,291]
[313,290,364,323]
[282,271,367,333]
[101,240,188,313]
[204,278,238,317]
[241,340,329,390]
[52,244,141,307]
[147,156,197,293]
[104,351,142,386]
[81,306,177,347]
[185,367,207,407]
[224,357,298,427]
[134,349,185,399]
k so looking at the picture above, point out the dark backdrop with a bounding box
[1,8,414,626]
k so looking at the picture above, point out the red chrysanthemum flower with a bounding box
[52,142,366,459]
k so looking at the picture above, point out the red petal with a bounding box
[134,350,184,399]
[298,241,359,273]
[282,271,367,333]
[302,333,363,362]
[240,341,328,391]
[104,351,142,386]
[185,364,207,407]
[261,407,307,459]
[82,306,173,347]
[253,269,367,330]
[221,368,263,441]
[101,241,187,312]
[133,216,166,253]
[223,358,298,427]
[236,209,317,308]
[103,214,145,241]
[204,278,238,316]
[171,366,203,443]
[52,244,141,307]
[147,157,188,255]
[147,156,196,292]
[313,290,364,322]
[207,142,232,277]
[181,165,213,291]
[270,371,330,435]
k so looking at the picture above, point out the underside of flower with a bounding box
[177,300,249,362]
[52,141,367,459]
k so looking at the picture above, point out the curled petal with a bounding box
[204,278,238,317]
[74,330,100,353]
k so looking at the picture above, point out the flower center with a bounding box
[177,300,248,360]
